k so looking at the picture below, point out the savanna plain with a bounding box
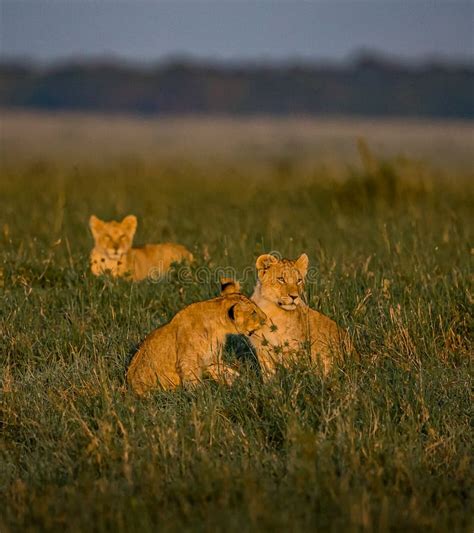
[1,113,473,532]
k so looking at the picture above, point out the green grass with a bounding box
[0,137,473,532]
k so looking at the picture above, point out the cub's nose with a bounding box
[289,293,299,301]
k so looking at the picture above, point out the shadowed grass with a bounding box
[0,140,472,531]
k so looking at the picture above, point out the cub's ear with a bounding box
[227,303,237,321]
[89,215,103,238]
[295,253,309,277]
[220,277,240,295]
[122,215,137,236]
[256,254,278,274]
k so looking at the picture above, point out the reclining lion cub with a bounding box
[251,253,353,377]
[127,279,267,394]
[89,215,192,281]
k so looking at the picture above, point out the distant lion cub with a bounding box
[127,280,267,394]
[89,215,192,281]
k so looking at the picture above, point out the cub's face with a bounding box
[227,296,267,336]
[89,215,137,259]
[255,253,309,311]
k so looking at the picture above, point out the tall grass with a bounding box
[1,132,472,531]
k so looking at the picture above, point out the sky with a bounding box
[1,1,473,64]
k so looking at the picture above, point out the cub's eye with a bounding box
[297,279,303,285]
[277,277,285,284]
[120,235,127,241]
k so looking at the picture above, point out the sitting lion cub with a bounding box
[89,215,192,281]
[251,253,353,376]
[127,279,267,394]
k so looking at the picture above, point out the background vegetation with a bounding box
[1,54,473,117]
[0,115,472,532]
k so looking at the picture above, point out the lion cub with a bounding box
[251,253,354,376]
[127,280,267,394]
[89,215,192,281]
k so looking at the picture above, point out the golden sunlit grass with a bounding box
[2,110,474,171]
[1,113,472,531]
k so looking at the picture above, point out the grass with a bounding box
[0,116,473,532]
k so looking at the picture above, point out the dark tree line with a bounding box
[0,54,472,117]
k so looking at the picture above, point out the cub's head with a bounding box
[255,253,309,311]
[220,279,267,336]
[89,215,137,259]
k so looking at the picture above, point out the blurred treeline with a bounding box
[0,53,472,117]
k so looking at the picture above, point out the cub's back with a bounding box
[306,306,355,366]
[130,243,193,280]
[126,299,220,393]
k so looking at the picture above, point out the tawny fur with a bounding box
[89,214,192,281]
[251,253,353,377]
[127,280,267,394]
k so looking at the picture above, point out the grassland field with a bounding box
[0,112,473,532]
